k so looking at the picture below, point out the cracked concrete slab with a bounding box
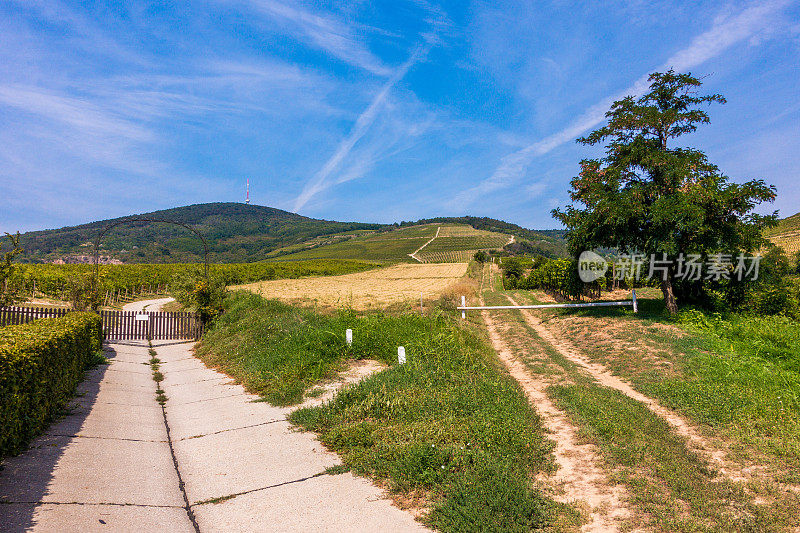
[162,379,244,405]
[0,414,184,508]
[192,472,428,532]
[166,396,287,440]
[160,366,225,386]
[172,421,340,504]
[44,399,166,442]
[0,503,195,533]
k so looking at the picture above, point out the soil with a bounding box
[504,293,753,484]
[481,302,633,532]
[295,359,386,409]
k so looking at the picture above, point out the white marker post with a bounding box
[461,296,466,320]
[397,346,406,365]
[420,292,424,316]
[631,289,638,313]
[345,329,353,347]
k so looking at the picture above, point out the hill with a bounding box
[13,203,566,264]
[765,211,800,255]
[17,203,382,263]
[269,223,518,263]
[400,216,566,258]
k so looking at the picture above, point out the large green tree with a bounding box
[553,70,776,313]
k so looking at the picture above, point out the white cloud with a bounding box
[0,84,152,142]
[238,0,392,75]
[454,0,793,209]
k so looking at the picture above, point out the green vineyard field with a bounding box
[9,260,379,298]
[415,250,477,263]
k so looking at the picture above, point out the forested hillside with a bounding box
[14,203,566,264]
[17,203,383,263]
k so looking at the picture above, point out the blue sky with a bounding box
[1,0,798,233]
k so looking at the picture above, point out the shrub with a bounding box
[1,232,23,307]
[0,312,103,459]
[169,268,227,324]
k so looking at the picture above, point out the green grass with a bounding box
[549,379,798,532]
[486,286,800,531]
[196,291,572,531]
[534,296,800,475]
[512,285,800,470]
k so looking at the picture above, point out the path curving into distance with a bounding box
[408,226,440,262]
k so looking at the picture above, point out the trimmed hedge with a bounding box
[0,312,103,459]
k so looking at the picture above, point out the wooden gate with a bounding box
[0,307,203,341]
[99,310,203,341]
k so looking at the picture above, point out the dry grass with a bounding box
[232,263,469,309]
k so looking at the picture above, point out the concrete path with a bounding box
[122,297,175,313]
[156,340,426,532]
[0,340,195,532]
[0,300,427,532]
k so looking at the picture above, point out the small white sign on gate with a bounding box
[135,313,149,321]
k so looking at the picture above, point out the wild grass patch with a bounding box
[549,378,798,532]
[198,291,568,531]
[489,279,800,530]
[516,289,800,474]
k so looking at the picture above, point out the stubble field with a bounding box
[232,262,469,309]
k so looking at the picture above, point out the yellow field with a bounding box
[769,230,800,255]
[232,263,469,309]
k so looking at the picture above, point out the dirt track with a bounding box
[481,307,632,531]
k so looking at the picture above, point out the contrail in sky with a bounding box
[293,47,424,212]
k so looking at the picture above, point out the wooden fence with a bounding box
[0,306,203,341]
[0,306,70,326]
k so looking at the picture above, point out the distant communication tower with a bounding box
[246,178,250,204]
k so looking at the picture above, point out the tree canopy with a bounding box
[553,70,777,313]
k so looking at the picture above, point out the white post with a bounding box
[345,329,353,346]
[461,295,466,320]
[631,289,638,313]
[397,346,406,365]
[420,292,424,315]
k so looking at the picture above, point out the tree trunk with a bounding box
[661,276,678,314]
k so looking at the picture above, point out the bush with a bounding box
[169,268,227,324]
[0,312,103,458]
[1,232,23,307]
[751,280,800,319]
[472,250,488,263]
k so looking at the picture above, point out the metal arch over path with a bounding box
[91,217,210,295]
